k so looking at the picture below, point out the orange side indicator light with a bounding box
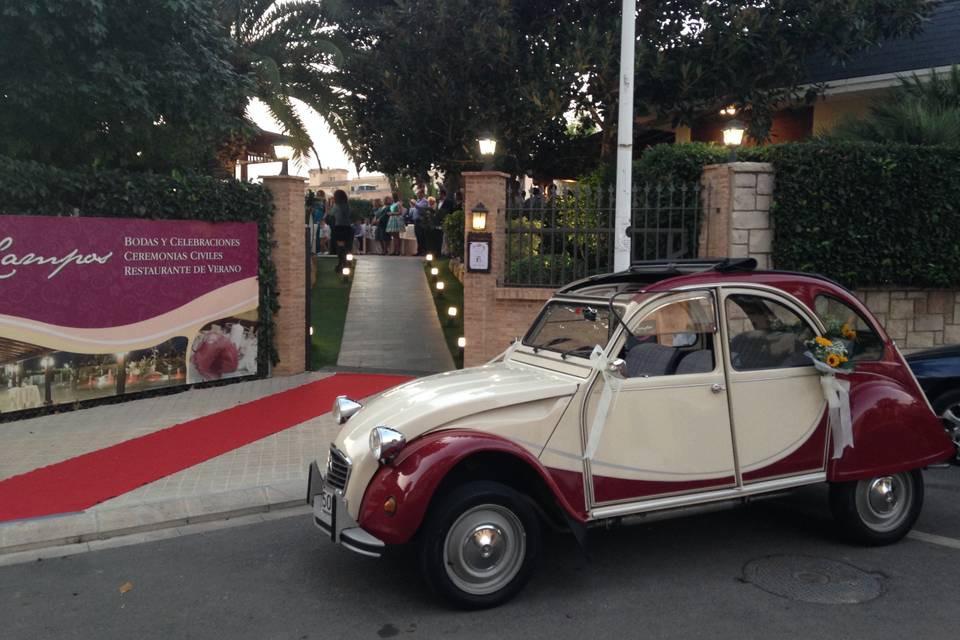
[384,496,398,516]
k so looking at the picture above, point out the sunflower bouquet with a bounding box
[804,335,853,373]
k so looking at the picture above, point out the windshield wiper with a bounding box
[531,337,571,353]
[559,345,594,360]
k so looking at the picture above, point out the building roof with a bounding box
[804,1,960,84]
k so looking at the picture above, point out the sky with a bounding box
[243,98,373,182]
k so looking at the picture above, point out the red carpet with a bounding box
[0,373,411,522]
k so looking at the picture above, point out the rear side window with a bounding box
[724,294,815,371]
[813,295,884,362]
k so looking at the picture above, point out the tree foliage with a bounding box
[218,0,344,162]
[323,0,577,188]
[562,0,936,149]
[0,0,250,171]
[323,0,935,179]
[824,64,960,146]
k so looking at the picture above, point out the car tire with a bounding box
[930,389,960,463]
[418,480,541,610]
[829,470,924,546]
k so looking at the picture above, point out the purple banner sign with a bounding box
[0,215,260,412]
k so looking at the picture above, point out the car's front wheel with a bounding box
[829,470,923,545]
[418,480,540,610]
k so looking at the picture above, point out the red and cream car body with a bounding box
[308,259,955,608]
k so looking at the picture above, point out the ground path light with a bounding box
[425,253,434,262]
[346,253,354,262]
[447,306,458,326]
[430,266,439,277]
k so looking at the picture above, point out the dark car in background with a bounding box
[907,344,960,462]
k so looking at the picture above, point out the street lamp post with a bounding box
[613,0,637,272]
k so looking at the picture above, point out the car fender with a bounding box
[357,429,585,545]
[828,372,955,481]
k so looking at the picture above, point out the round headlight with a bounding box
[369,426,405,463]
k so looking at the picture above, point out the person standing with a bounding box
[386,197,406,255]
[409,188,430,256]
[376,196,392,255]
[330,189,352,271]
[311,190,326,255]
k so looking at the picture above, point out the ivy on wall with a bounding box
[764,142,960,288]
[0,156,279,368]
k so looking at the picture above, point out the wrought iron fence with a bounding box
[503,182,708,287]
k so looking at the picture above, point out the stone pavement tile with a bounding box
[0,371,333,481]
[338,255,455,373]
[92,409,340,510]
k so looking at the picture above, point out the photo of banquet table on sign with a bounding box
[0,337,188,412]
[187,315,259,383]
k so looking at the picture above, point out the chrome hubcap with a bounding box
[855,473,912,532]
[443,505,525,596]
[867,477,897,514]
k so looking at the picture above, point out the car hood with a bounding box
[905,343,960,362]
[336,360,580,454]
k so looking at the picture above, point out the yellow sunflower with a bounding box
[815,336,833,347]
[826,354,841,368]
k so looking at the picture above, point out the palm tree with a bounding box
[824,65,960,147]
[219,0,345,163]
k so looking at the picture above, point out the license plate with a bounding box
[316,487,335,528]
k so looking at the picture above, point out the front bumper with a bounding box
[307,460,386,558]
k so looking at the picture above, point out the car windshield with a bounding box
[523,301,612,358]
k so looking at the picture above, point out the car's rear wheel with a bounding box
[418,480,540,609]
[931,389,960,463]
[829,470,923,545]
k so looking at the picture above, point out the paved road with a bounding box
[3,467,958,640]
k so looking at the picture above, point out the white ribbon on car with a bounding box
[807,354,854,459]
[583,345,625,461]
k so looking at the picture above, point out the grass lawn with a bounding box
[423,258,464,368]
[310,256,352,369]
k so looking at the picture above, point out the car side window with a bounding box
[725,294,815,371]
[620,296,717,377]
[813,295,884,361]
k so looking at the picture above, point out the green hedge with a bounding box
[0,156,279,368]
[442,209,465,259]
[622,141,960,287]
[764,142,960,288]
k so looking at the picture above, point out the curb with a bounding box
[0,479,308,556]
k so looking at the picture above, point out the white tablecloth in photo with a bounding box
[4,385,43,411]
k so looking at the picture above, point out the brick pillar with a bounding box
[698,162,775,269]
[462,171,509,367]
[262,175,307,376]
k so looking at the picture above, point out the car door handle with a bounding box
[711,383,726,393]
